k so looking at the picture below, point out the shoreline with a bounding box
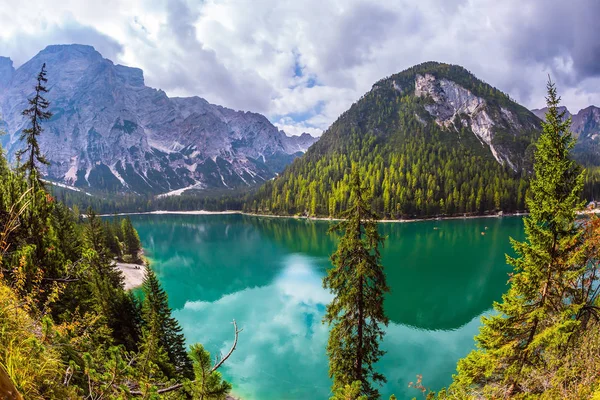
[100,209,528,223]
[114,261,146,290]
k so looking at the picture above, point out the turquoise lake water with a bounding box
[129,214,524,399]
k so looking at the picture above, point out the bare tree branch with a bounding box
[211,320,242,373]
[130,319,242,397]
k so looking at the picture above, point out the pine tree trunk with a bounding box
[355,274,364,384]
[29,94,39,185]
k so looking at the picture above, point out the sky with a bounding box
[0,0,599,137]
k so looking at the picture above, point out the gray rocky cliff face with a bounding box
[572,106,600,141]
[414,73,537,170]
[0,57,14,89]
[0,44,317,194]
[531,106,571,121]
[282,132,317,153]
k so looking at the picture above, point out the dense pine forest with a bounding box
[50,186,249,215]
[248,134,530,218]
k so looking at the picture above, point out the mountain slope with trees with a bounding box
[432,80,600,400]
[248,62,546,219]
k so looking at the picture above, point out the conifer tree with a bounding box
[121,217,141,261]
[16,63,52,188]
[323,166,389,399]
[188,343,232,399]
[141,266,193,379]
[452,79,586,396]
[52,203,81,263]
[102,220,122,259]
[84,209,111,262]
[81,209,141,348]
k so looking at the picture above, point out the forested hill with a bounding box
[247,62,544,219]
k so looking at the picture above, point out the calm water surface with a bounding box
[129,214,524,399]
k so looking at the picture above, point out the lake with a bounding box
[128,213,524,399]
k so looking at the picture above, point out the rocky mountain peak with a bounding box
[0,56,14,89]
[531,106,571,120]
[530,105,600,165]
[283,132,319,153]
[41,43,99,54]
[250,61,544,219]
[572,106,600,139]
[0,44,317,195]
[531,105,600,138]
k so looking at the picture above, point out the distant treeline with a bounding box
[52,169,600,218]
[51,186,251,214]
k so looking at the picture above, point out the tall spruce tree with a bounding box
[52,203,81,263]
[452,79,586,397]
[102,220,122,259]
[323,166,390,399]
[141,266,194,379]
[121,217,141,261]
[84,209,110,261]
[16,63,52,188]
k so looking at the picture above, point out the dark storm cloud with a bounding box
[324,3,399,71]
[508,0,600,84]
[0,19,123,66]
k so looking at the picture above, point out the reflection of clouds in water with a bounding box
[275,254,333,305]
[162,254,194,268]
[379,316,484,397]
[175,253,487,400]
[176,254,333,399]
[130,215,522,398]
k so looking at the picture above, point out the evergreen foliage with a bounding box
[188,344,232,399]
[122,216,142,261]
[449,79,591,397]
[51,184,249,214]
[330,381,398,400]
[141,266,194,379]
[7,54,600,400]
[0,67,235,399]
[16,63,52,188]
[323,166,389,399]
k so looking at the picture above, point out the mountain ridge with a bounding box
[531,105,600,164]
[0,44,318,195]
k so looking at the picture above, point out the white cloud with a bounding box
[0,0,598,136]
[274,119,323,137]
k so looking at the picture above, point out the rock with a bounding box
[0,44,318,195]
[414,73,525,169]
[0,56,14,89]
[531,105,600,164]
